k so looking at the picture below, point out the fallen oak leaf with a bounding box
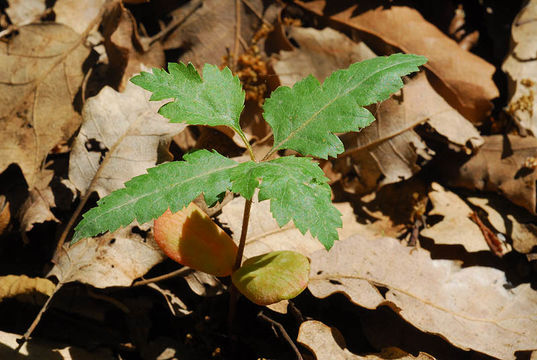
[308,235,537,359]
[0,23,92,187]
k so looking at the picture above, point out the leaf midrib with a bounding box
[271,58,419,155]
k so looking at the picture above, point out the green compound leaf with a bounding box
[263,53,427,159]
[72,150,239,243]
[232,156,341,249]
[131,63,245,135]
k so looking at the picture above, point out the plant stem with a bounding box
[233,199,252,271]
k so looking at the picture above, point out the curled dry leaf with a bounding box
[502,0,537,135]
[0,23,90,187]
[420,182,490,253]
[48,223,166,288]
[183,271,225,297]
[69,79,185,199]
[0,275,55,304]
[163,0,263,68]
[448,134,537,216]
[308,236,537,359]
[298,320,435,360]
[0,330,115,360]
[295,1,499,123]
[102,1,165,90]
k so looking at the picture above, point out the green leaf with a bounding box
[130,63,245,134]
[263,53,427,159]
[72,150,239,243]
[232,250,310,305]
[232,156,341,249]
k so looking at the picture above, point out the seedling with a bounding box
[72,54,426,305]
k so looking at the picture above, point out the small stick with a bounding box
[132,267,194,287]
[258,311,303,360]
[233,0,242,70]
[18,282,63,347]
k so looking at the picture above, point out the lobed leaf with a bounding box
[72,150,239,243]
[263,53,427,159]
[130,63,245,135]
[232,157,341,249]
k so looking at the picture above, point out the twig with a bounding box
[132,267,194,287]
[145,0,202,48]
[18,282,63,347]
[233,0,241,70]
[241,0,272,26]
[258,311,303,360]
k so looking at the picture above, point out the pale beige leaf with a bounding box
[48,223,166,288]
[420,182,489,252]
[298,320,435,360]
[54,0,107,34]
[309,235,537,359]
[6,0,45,25]
[0,24,90,187]
[69,79,185,198]
[502,0,537,135]
[0,330,114,359]
[295,1,499,123]
[0,275,54,304]
[183,271,225,297]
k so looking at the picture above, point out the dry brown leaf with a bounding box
[0,274,54,304]
[339,72,480,194]
[102,1,165,90]
[502,0,537,136]
[448,134,537,216]
[467,195,537,254]
[0,330,114,359]
[5,0,45,26]
[18,169,58,233]
[162,0,263,67]
[273,26,377,87]
[54,0,107,34]
[295,1,499,123]
[48,223,166,288]
[218,195,385,259]
[69,79,185,199]
[0,23,90,187]
[298,320,435,360]
[420,183,490,252]
[308,235,537,359]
